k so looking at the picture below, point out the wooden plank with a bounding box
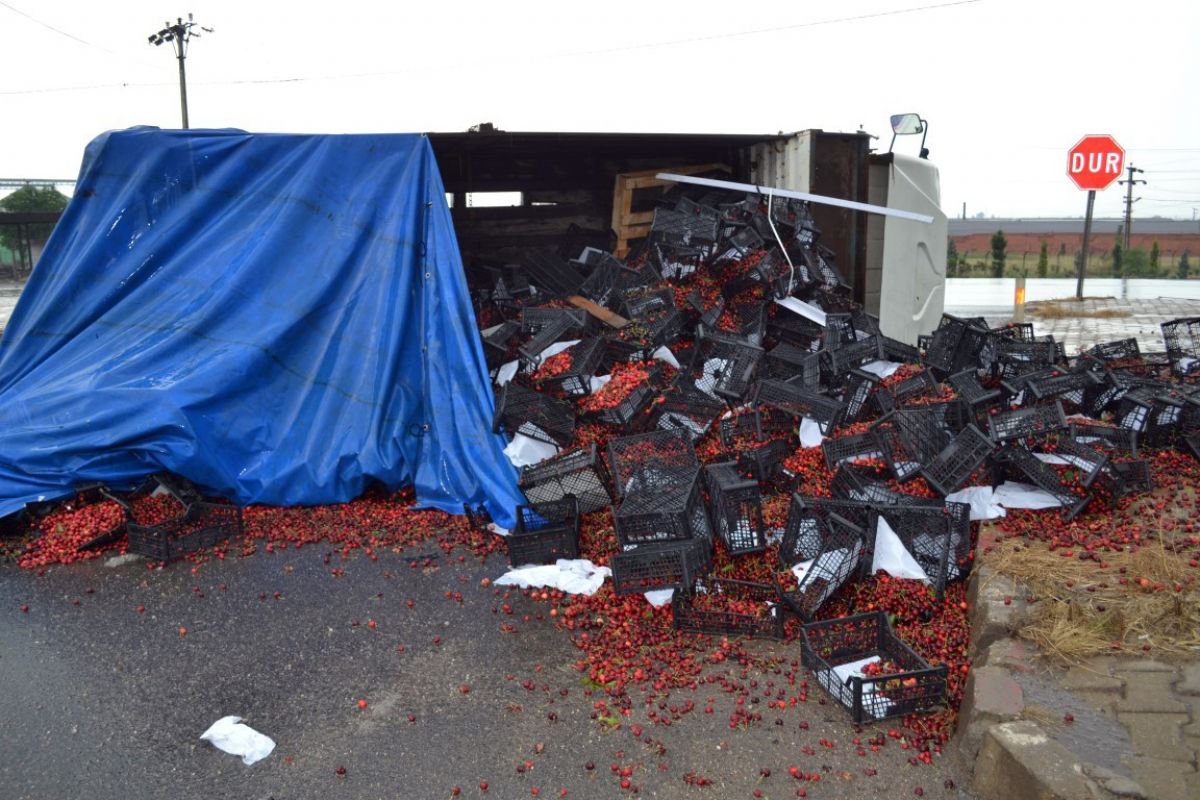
[567,295,628,329]
[611,162,730,257]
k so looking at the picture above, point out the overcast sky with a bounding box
[2,0,1198,221]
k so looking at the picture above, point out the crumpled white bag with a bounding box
[774,296,827,326]
[503,433,559,468]
[200,716,275,766]
[643,589,674,607]
[993,480,1064,509]
[799,417,824,448]
[859,359,903,379]
[496,360,520,386]
[495,558,611,596]
[651,346,681,369]
[871,517,930,583]
[945,485,1007,521]
[588,374,611,394]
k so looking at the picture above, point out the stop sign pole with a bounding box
[1067,135,1125,298]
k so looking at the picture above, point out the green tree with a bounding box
[0,185,69,252]
[990,229,1007,278]
[1150,240,1160,273]
[1111,242,1122,278]
[1180,250,1191,280]
[1037,240,1049,278]
[946,239,959,277]
[1124,248,1149,276]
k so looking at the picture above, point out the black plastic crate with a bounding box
[462,503,492,532]
[880,336,921,363]
[585,364,661,428]
[685,290,724,329]
[531,337,606,397]
[767,311,824,350]
[577,253,623,306]
[493,382,576,446]
[1051,438,1114,491]
[753,379,846,435]
[481,321,521,369]
[521,248,584,296]
[1114,389,1155,434]
[611,538,711,595]
[780,512,866,621]
[620,286,676,320]
[518,445,613,514]
[829,465,928,508]
[987,401,1067,444]
[894,407,953,465]
[703,462,766,555]
[872,502,973,594]
[605,307,683,363]
[673,578,785,639]
[799,611,949,723]
[923,315,990,374]
[823,336,882,380]
[995,446,1093,521]
[841,369,881,423]
[652,380,725,440]
[997,337,1059,371]
[764,342,822,386]
[1086,338,1140,363]
[1161,317,1200,377]
[613,473,711,548]
[870,413,924,482]
[1111,460,1153,496]
[650,202,721,246]
[921,424,995,496]
[823,430,886,471]
[518,315,580,367]
[738,438,793,484]
[1026,370,1105,405]
[127,501,243,562]
[608,428,700,501]
[991,322,1035,342]
[779,494,870,565]
[692,330,764,403]
[1069,421,1139,455]
[890,369,942,405]
[947,369,1002,414]
[520,306,588,336]
[509,498,581,566]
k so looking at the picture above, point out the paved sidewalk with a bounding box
[949,296,1200,357]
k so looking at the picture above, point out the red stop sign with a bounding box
[1067,134,1124,191]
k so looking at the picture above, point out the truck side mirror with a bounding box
[888,114,929,159]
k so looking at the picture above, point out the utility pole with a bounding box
[148,14,213,129]
[1118,164,1145,250]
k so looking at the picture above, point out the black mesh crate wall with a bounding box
[520,306,587,336]
[127,501,244,563]
[779,494,870,565]
[764,342,822,386]
[1085,338,1140,363]
[767,311,824,350]
[493,382,576,447]
[841,369,881,423]
[870,413,924,482]
[829,465,928,508]
[518,315,580,367]
[753,380,846,435]
[920,424,995,496]
[1052,438,1114,491]
[620,286,676,320]
[1111,460,1153,497]
[948,369,1002,416]
[799,611,948,723]
[650,202,721,246]
[517,445,613,514]
[987,401,1067,444]
[462,503,492,532]
[995,446,1093,521]
[531,337,606,397]
[608,428,700,501]
[996,338,1060,372]
[509,498,581,566]
[686,290,724,329]
[780,514,866,622]
[881,336,921,364]
[890,369,941,406]
[692,331,764,403]
[923,315,990,374]
[605,307,683,362]
[611,539,711,595]
[823,430,886,471]
[586,369,659,428]
[703,462,766,555]
[482,321,520,369]
[1161,317,1200,377]
[1069,421,1139,455]
[823,336,882,381]
[673,578,785,639]
[1114,389,1155,434]
[613,474,712,549]
[521,248,584,296]
[1026,370,1105,405]
[894,407,953,466]
[738,438,793,484]
[652,380,725,441]
[871,502,973,596]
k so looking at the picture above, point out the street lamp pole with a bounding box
[148,13,213,129]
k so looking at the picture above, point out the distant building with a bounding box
[949,218,1200,258]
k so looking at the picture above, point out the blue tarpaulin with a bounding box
[0,127,523,527]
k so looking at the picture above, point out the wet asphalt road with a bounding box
[0,544,976,800]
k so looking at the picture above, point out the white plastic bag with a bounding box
[200,716,275,766]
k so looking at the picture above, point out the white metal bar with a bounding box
[655,172,935,224]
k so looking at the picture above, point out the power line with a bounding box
[0,0,984,96]
[0,0,114,54]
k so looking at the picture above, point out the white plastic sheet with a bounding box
[774,296,827,327]
[496,360,520,386]
[993,481,1064,509]
[822,655,895,719]
[588,374,612,394]
[799,418,824,448]
[495,558,611,595]
[503,434,560,468]
[651,347,681,369]
[200,716,275,766]
[859,360,903,379]
[871,517,931,583]
[945,485,1007,521]
[644,589,674,607]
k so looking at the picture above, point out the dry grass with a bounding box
[987,534,1200,663]
[1026,299,1130,319]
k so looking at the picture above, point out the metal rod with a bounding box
[1076,190,1096,299]
[177,48,189,129]
[655,173,935,224]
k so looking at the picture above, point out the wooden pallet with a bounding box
[610,163,730,258]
